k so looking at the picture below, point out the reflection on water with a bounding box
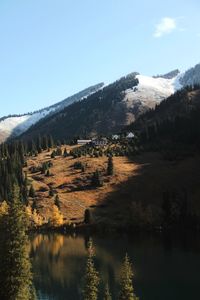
[30,232,200,300]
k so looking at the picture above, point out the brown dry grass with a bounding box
[25,146,200,225]
[25,145,139,222]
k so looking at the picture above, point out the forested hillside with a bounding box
[20,73,139,141]
[128,85,200,155]
[0,83,104,143]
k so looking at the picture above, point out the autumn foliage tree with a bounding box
[49,205,63,227]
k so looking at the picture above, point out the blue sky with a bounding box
[0,0,200,117]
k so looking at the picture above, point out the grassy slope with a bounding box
[25,146,200,225]
[25,145,138,223]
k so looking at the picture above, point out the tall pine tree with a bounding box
[107,156,114,176]
[119,254,139,300]
[83,239,99,300]
[0,185,36,300]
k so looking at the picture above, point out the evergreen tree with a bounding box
[32,198,37,211]
[30,140,36,154]
[48,135,54,148]
[83,239,99,300]
[91,169,103,187]
[63,148,68,157]
[51,150,56,159]
[49,186,54,197]
[46,169,50,177]
[81,164,86,172]
[84,209,92,224]
[54,194,60,209]
[56,147,62,156]
[119,254,139,300]
[29,184,35,198]
[42,135,48,150]
[36,135,42,153]
[0,185,36,300]
[107,156,114,175]
[41,162,48,174]
[22,172,29,205]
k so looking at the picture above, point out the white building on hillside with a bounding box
[126,132,135,139]
[77,139,92,145]
[92,137,108,146]
[112,134,120,140]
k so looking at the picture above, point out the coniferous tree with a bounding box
[49,186,54,197]
[0,185,36,300]
[0,141,26,202]
[83,239,99,300]
[51,150,56,159]
[32,198,37,211]
[30,140,36,155]
[29,184,35,198]
[21,172,29,205]
[107,156,114,175]
[91,170,103,187]
[84,209,91,224]
[54,194,60,209]
[36,135,42,153]
[63,148,68,157]
[119,254,139,300]
[46,169,50,177]
[48,135,54,148]
[56,147,62,156]
[42,135,48,150]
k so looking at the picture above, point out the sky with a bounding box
[0,0,200,117]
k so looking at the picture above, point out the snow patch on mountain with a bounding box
[0,83,104,142]
[0,109,54,140]
[124,73,183,109]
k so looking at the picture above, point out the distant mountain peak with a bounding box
[153,69,180,79]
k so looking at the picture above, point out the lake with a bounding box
[30,232,200,300]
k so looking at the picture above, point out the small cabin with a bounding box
[92,137,108,146]
[112,134,120,140]
[77,139,92,145]
[126,132,135,139]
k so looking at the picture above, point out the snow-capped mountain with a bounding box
[125,72,182,104]
[123,72,183,122]
[0,83,104,143]
[121,63,200,123]
[0,63,200,143]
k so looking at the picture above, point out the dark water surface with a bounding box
[30,232,200,300]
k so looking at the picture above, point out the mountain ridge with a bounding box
[1,62,200,143]
[0,82,104,143]
[19,70,184,141]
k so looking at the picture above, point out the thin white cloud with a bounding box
[153,17,176,38]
